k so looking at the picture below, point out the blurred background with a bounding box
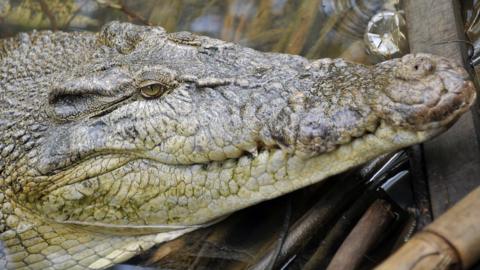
[0,0,406,64]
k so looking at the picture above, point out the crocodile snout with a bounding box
[371,53,477,131]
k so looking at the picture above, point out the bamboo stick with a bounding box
[302,187,394,270]
[248,173,365,270]
[376,186,480,270]
[326,199,395,270]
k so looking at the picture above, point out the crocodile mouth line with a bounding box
[39,119,445,198]
[40,146,279,194]
[41,153,140,194]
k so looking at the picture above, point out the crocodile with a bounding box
[0,22,476,269]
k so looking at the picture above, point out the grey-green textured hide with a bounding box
[0,22,476,269]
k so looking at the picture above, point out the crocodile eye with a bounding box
[139,83,169,98]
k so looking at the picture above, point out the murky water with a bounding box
[0,0,401,63]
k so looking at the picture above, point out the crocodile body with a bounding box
[0,22,476,269]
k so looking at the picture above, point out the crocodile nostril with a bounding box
[415,59,434,74]
[394,58,436,80]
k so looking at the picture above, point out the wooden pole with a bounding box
[326,200,395,270]
[376,186,480,269]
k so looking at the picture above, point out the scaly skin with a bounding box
[0,22,476,269]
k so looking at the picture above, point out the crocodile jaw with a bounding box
[0,120,439,270]
[25,120,438,229]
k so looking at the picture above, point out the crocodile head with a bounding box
[0,22,475,269]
